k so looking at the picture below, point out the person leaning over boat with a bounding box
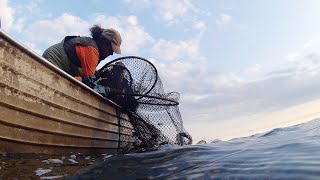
[42,25,122,85]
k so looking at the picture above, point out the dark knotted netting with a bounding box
[93,56,192,152]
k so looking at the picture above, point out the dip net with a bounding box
[93,56,192,152]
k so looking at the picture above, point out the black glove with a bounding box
[82,76,95,88]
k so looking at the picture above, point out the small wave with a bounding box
[260,127,284,137]
[72,118,320,179]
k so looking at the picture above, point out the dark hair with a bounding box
[90,25,104,40]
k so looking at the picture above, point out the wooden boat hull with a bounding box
[0,30,134,154]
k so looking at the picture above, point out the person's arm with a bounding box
[74,45,99,77]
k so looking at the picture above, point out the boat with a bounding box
[0,29,135,155]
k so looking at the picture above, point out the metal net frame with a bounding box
[93,56,192,152]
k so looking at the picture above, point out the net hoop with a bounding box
[94,55,192,150]
[101,56,159,97]
[100,56,179,106]
[96,64,134,87]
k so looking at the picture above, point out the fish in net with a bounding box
[91,56,192,152]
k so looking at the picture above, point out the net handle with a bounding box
[109,92,179,106]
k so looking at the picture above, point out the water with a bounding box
[72,118,320,179]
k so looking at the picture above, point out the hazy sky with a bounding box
[2,0,320,142]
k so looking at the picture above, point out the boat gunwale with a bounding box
[0,61,123,121]
[0,29,122,110]
[0,30,140,154]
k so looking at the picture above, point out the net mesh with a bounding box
[93,56,192,152]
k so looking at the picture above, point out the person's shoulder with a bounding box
[79,36,92,39]
[79,37,98,48]
[78,36,94,42]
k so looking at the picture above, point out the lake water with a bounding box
[1,118,319,179]
[72,118,320,180]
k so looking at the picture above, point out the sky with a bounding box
[2,0,320,142]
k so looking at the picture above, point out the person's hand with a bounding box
[75,76,82,81]
[82,76,95,88]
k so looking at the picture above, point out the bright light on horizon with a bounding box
[187,98,320,142]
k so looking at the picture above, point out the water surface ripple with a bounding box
[73,118,320,179]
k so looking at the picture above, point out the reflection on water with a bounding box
[73,118,320,179]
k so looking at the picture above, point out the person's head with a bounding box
[90,25,122,61]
